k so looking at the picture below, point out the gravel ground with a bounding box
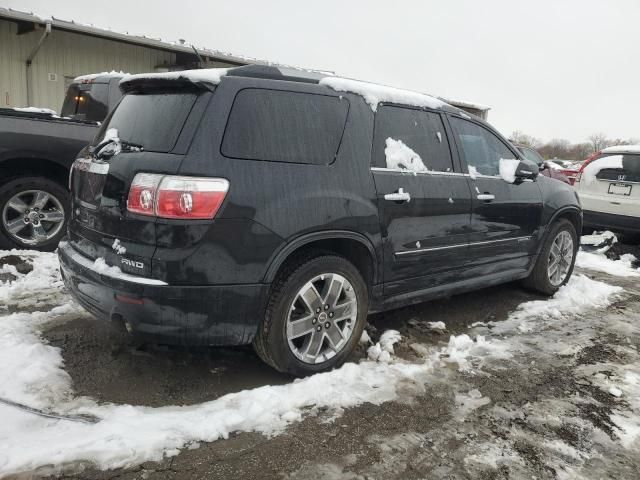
[3,244,640,480]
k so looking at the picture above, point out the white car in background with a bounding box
[574,145,640,234]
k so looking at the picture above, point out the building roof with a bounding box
[0,6,260,66]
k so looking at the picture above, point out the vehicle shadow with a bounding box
[43,281,544,408]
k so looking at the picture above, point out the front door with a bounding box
[448,115,543,273]
[371,105,473,296]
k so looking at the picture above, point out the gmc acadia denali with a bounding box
[59,65,582,376]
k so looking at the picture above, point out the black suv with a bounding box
[59,65,582,376]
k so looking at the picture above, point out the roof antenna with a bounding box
[191,45,205,68]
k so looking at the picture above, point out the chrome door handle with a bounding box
[384,188,411,203]
[477,193,495,201]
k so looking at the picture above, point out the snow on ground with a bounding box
[576,251,639,277]
[0,247,635,476]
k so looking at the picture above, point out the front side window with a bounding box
[221,89,349,165]
[450,117,516,176]
[518,146,544,166]
[373,105,454,172]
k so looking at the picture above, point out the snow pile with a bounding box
[499,158,521,183]
[0,250,63,303]
[494,275,622,334]
[427,321,446,331]
[122,68,228,87]
[368,330,402,363]
[581,230,617,248]
[576,251,639,277]
[12,107,57,115]
[441,334,510,370]
[384,138,427,172]
[96,128,121,157]
[111,239,126,255]
[582,155,623,184]
[319,77,447,112]
[74,71,129,83]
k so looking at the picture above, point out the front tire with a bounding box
[0,177,69,251]
[254,255,368,377]
[523,219,578,295]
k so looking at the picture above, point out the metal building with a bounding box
[0,7,252,113]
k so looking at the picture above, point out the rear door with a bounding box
[448,115,543,273]
[371,105,473,296]
[69,88,208,277]
[577,153,640,217]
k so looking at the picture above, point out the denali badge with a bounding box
[121,258,144,269]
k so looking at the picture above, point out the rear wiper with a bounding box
[91,138,144,159]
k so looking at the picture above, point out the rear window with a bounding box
[221,89,349,165]
[61,83,109,121]
[97,92,197,153]
[595,154,640,182]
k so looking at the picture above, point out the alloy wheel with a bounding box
[286,273,357,364]
[2,190,65,246]
[547,230,574,287]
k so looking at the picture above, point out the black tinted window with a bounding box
[221,89,349,164]
[373,105,453,172]
[61,83,109,122]
[450,117,516,176]
[97,92,197,152]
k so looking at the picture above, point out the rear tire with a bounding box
[254,254,368,377]
[523,219,578,296]
[0,177,69,252]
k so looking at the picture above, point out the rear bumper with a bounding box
[583,210,640,234]
[58,240,268,346]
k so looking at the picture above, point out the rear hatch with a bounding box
[68,84,210,278]
[576,153,640,216]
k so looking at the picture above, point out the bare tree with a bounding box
[587,133,608,153]
[510,130,541,148]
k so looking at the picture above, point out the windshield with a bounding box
[61,83,109,121]
[95,92,198,153]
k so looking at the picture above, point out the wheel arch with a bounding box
[263,231,380,289]
[537,206,582,256]
[0,157,69,189]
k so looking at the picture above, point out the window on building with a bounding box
[372,105,454,172]
[221,89,349,164]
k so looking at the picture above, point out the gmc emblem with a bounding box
[121,258,144,269]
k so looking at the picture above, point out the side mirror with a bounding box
[515,159,539,181]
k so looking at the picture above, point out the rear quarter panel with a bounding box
[167,77,381,285]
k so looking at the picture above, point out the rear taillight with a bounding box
[127,174,229,219]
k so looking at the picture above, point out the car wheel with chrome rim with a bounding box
[254,254,368,377]
[0,177,69,251]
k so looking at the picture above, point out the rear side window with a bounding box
[450,117,516,176]
[97,92,197,153]
[372,105,454,172]
[221,89,349,164]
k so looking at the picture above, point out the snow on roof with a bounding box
[601,145,640,154]
[73,71,130,83]
[319,76,448,112]
[12,107,57,115]
[121,68,229,87]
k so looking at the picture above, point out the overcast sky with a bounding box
[3,0,638,143]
